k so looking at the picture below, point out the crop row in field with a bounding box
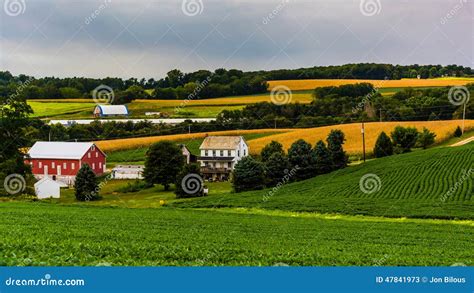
[248,120,474,156]
[0,202,472,266]
[267,77,474,91]
[171,142,474,219]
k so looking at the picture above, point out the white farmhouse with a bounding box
[34,177,63,199]
[198,136,249,181]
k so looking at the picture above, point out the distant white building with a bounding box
[198,136,249,181]
[111,165,144,179]
[34,177,63,199]
[93,105,129,117]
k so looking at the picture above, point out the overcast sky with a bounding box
[0,0,472,79]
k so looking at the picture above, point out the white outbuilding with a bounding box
[111,165,144,179]
[34,177,63,199]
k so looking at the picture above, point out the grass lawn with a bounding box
[0,202,472,266]
[48,180,231,208]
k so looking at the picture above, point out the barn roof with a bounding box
[199,136,245,150]
[27,141,101,159]
[95,105,129,115]
[34,177,64,188]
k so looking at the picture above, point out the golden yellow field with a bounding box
[132,92,313,107]
[96,129,293,152]
[267,78,474,91]
[248,120,474,156]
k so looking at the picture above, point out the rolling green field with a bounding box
[170,143,474,219]
[28,101,96,118]
[1,137,472,266]
[0,202,472,266]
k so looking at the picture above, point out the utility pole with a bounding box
[379,109,383,122]
[361,122,366,163]
[48,129,51,141]
[274,118,277,129]
[462,102,466,135]
[188,125,191,134]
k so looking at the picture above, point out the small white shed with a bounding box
[34,177,62,199]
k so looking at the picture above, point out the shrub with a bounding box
[417,127,436,149]
[143,140,184,190]
[454,126,463,137]
[175,164,204,198]
[264,152,291,187]
[314,140,333,174]
[391,126,419,153]
[75,164,100,201]
[288,139,317,180]
[260,140,285,162]
[373,131,393,158]
[232,157,265,192]
[327,130,348,169]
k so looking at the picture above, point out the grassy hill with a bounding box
[170,143,474,219]
[0,202,472,266]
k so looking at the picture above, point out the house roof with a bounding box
[95,105,129,115]
[27,141,97,159]
[199,136,244,150]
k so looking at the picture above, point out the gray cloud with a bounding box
[0,0,472,79]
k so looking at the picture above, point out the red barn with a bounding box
[26,141,106,186]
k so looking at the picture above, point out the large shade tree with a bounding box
[143,140,185,190]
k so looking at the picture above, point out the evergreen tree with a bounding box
[314,140,333,174]
[454,126,462,137]
[264,152,291,186]
[327,130,348,170]
[175,163,204,198]
[288,139,317,180]
[260,140,285,162]
[143,141,184,190]
[373,131,393,158]
[75,164,100,201]
[232,156,265,192]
